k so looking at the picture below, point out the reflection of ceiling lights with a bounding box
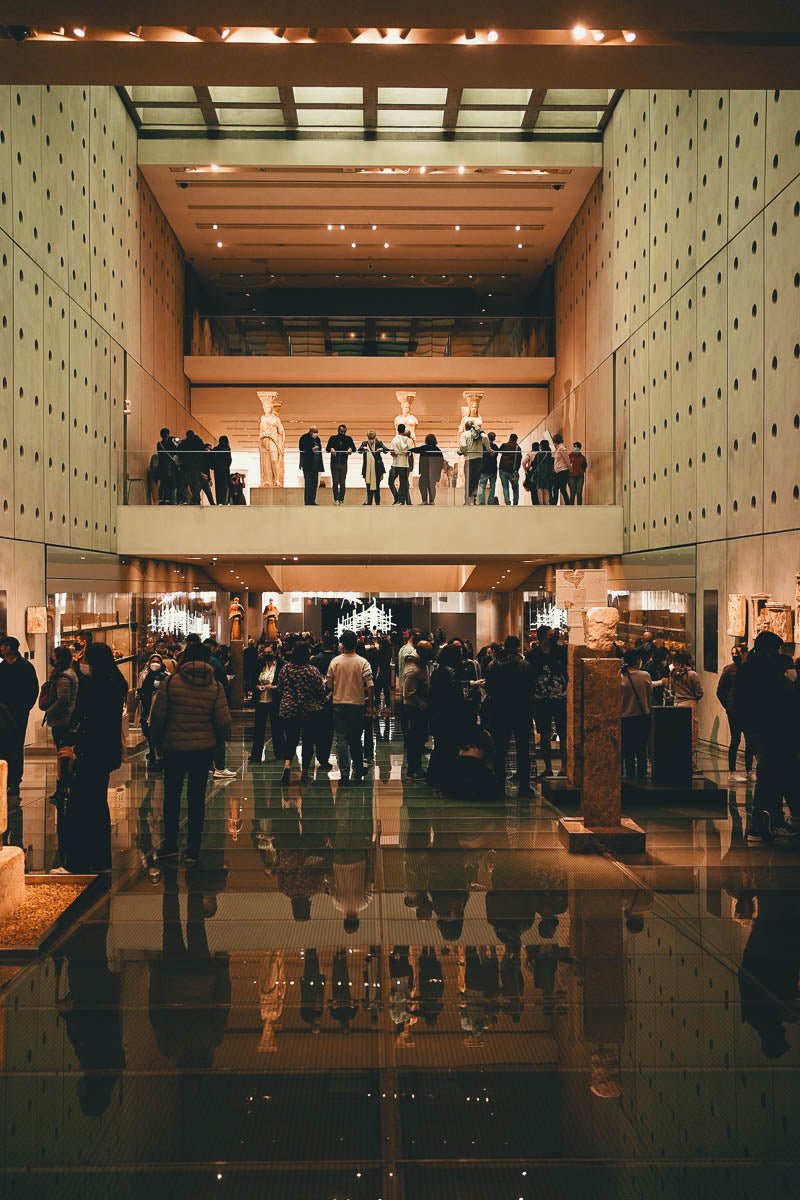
[623,30,637,42]
[572,24,587,41]
[72,25,86,37]
[487,29,499,43]
[591,29,605,42]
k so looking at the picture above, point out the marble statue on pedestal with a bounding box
[394,392,419,445]
[229,596,245,642]
[263,600,280,643]
[258,391,286,487]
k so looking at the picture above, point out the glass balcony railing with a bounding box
[186,313,554,359]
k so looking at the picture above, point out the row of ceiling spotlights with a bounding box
[50,25,636,43]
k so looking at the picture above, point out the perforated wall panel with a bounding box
[551,89,800,744]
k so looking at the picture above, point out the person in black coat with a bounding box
[156,427,180,505]
[0,634,40,796]
[210,435,233,505]
[426,643,471,791]
[177,430,212,505]
[63,642,127,873]
[299,426,323,505]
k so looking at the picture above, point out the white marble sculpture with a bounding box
[582,606,620,651]
[258,390,286,487]
[726,593,747,638]
[394,391,419,445]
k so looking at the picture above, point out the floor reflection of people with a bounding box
[300,949,326,1033]
[417,948,445,1026]
[329,948,359,1033]
[739,888,800,1059]
[54,897,125,1116]
[459,947,499,1044]
[258,950,286,1053]
[390,945,416,1043]
[328,782,374,935]
[272,778,334,921]
[136,778,164,882]
[363,946,382,1024]
[148,867,231,1068]
[486,829,540,1024]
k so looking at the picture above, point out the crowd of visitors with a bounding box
[3,605,799,879]
[152,428,246,506]
[298,425,590,506]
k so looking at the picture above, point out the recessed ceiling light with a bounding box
[351,241,357,248]
[383,242,390,248]
[455,224,461,231]
[487,29,499,43]
[515,224,521,231]
[458,165,466,175]
[212,223,218,230]
[210,163,220,172]
[517,243,523,249]
[419,165,427,174]
[72,26,86,38]
[220,27,231,39]
[340,224,346,231]
[372,224,378,231]
[216,241,223,248]
[622,29,637,42]
[591,29,605,41]
[327,223,333,231]
[572,24,588,41]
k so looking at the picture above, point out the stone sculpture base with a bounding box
[0,846,25,921]
[557,816,646,855]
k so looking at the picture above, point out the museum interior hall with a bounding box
[0,5,800,1198]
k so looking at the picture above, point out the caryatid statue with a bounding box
[456,391,484,482]
[394,391,419,445]
[258,390,286,487]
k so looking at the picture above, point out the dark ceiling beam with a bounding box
[520,88,547,130]
[4,43,798,87]
[362,85,378,132]
[194,84,220,128]
[278,85,298,128]
[12,3,800,33]
[442,87,462,133]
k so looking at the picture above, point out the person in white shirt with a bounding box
[326,630,374,783]
[389,423,413,505]
[397,630,420,736]
[551,433,571,505]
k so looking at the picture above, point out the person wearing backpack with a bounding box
[149,642,232,867]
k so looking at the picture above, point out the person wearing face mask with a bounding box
[138,654,169,774]
[250,646,285,764]
[357,429,390,506]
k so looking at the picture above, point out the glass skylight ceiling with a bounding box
[122,86,617,135]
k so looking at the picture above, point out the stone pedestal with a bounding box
[558,658,646,854]
[0,760,25,921]
[230,639,244,709]
[566,645,604,786]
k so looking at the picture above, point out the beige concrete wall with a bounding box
[549,88,800,744]
[0,85,201,644]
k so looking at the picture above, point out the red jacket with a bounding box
[569,451,588,477]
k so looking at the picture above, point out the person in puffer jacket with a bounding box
[149,642,231,865]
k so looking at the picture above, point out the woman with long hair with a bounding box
[59,642,127,874]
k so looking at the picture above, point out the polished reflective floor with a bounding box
[3,716,800,1199]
